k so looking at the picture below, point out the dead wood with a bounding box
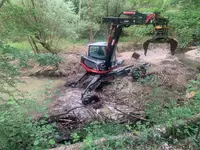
[50,133,137,150]
[156,113,200,138]
[114,106,147,122]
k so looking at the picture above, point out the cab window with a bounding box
[89,46,106,60]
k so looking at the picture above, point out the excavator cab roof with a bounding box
[88,42,107,47]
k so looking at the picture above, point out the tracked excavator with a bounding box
[66,10,178,105]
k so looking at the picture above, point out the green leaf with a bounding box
[49,139,56,145]
[8,100,16,105]
[34,140,39,146]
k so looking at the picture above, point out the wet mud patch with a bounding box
[44,46,199,146]
[49,51,197,124]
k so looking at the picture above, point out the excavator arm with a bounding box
[103,11,178,69]
[103,11,154,69]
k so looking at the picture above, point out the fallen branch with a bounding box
[49,106,85,121]
[50,133,137,150]
[114,106,147,122]
[50,113,200,150]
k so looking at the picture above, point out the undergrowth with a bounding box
[0,43,62,68]
[68,74,200,149]
[0,44,60,150]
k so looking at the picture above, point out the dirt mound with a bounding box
[58,53,85,76]
[29,66,67,77]
[28,53,85,77]
[185,48,200,63]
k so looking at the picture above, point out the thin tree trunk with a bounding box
[106,0,109,35]
[38,40,55,54]
[78,0,82,19]
[0,0,7,8]
[88,0,93,43]
[28,36,39,54]
[30,0,54,53]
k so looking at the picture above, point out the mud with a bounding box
[49,44,198,123]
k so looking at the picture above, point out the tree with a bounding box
[0,0,82,53]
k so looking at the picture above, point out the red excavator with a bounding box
[66,10,178,105]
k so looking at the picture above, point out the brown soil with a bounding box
[48,44,197,123]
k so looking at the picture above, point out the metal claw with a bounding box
[143,39,151,56]
[167,38,178,55]
[143,38,178,56]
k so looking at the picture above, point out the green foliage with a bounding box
[73,122,127,142]
[36,53,62,67]
[70,122,131,149]
[145,74,200,125]
[70,121,162,150]
[165,6,200,47]
[0,44,20,101]
[0,0,87,53]
[0,43,62,68]
[0,96,58,150]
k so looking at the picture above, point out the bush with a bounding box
[36,53,62,67]
[0,43,58,149]
[0,44,20,101]
[0,97,58,150]
[0,43,62,69]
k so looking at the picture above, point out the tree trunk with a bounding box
[106,0,109,35]
[38,40,55,54]
[28,36,39,54]
[0,0,7,8]
[78,0,82,19]
[88,0,93,43]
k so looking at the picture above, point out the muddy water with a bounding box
[14,77,64,103]
[50,88,94,120]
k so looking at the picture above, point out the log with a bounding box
[156,113,200,138]
[50,133,137,150]
[50,113,200,150]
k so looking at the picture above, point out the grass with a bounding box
[7,39,89,52]
[7,41,33,51]
[6,35,149,53]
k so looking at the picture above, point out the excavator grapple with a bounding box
[143,12,178,55]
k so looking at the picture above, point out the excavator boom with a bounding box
[103,11,178,65]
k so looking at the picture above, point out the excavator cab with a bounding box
[80,42,121,74]
[88,42,107,60]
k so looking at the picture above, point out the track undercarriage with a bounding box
[66,63,150,105]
